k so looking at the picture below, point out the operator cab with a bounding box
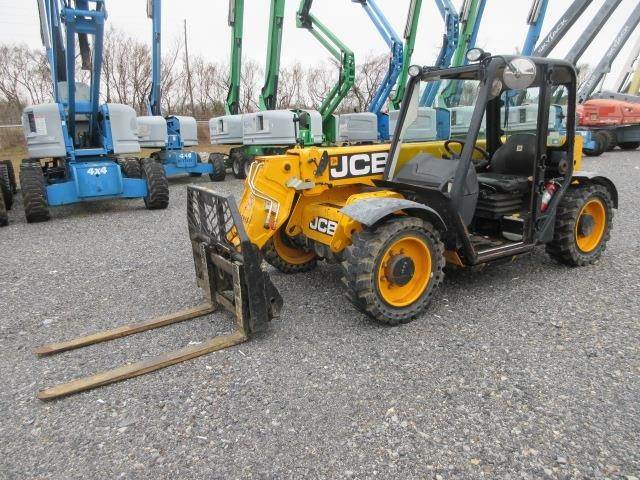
[384,52,576,259]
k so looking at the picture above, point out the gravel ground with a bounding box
[0,153,638,479]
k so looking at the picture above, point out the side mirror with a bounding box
[504,58,537,90]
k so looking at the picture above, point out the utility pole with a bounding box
[183,19,195,115]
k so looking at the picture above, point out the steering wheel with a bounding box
[444,139,490,170]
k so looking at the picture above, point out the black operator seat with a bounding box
[477,133,537,193]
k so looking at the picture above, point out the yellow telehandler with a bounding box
[36,50,616,398]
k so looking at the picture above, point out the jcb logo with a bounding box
[309,217,338,236]
[329,151,388,179]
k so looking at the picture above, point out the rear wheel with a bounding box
[546,184,613,266]
[244,156,254,178]
[619,141,640,150]
[263,230,317,273]
[0,163,13,210]
[231,152,247,179]
[120,157,142,178]
[341,217,445,325]
[208,153,227,182]
[0,160,17,193]
[141,159,169,210]
[601,130,617,151]
[0,186,7,227]
[20,163,50,223]
[583,132,606,157]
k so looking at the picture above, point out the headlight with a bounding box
[408,65,421,77]
[466,48,485,63]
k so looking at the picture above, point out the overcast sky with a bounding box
[1,0,639,90]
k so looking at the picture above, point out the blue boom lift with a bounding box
[20,0,169,222]
[352,0,403,140]
[521,0,549,56]
[138,0,225,181]
[419,0,460,107]
[421,0,487,108]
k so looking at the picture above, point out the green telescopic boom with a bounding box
[296,0,355,136]
[391,0,423,110]
[226,0,244,115]
[259,0,286,111]
[440,0,486,106]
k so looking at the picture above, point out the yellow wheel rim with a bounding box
[376,235,432,308]
[272,232,316,265]
[575,198,606,253]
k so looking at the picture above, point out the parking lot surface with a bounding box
[0,152,638,479]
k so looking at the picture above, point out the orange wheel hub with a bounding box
[376,235,432,307]
[575,198,606,253]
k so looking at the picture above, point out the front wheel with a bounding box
[546,184,614,266]
[208,153,227,182]
[341,217,445,326]
[263,230,317,273]
[141,159,169,210]
[20,163,50,223]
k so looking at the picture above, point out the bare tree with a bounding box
[277,62,306,109]
[101,28,152,113]
[0,44,51,119]
[305,60,336,111]
[347,54,388,112]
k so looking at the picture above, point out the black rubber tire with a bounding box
[232,152,246,179]
[121,157,142,178]
[141,159,169,210]
[20,163,50,223]
[244,156,254,178]
[0,160,17,193]
[583,131,606,157]
[601,130,617,151]
[545,183,614,267]
[263,230,317,273]
[0,186,7,227]
[341,217,445,326]
[619,141,640,150]
[208,153,227,182]
[0,163,13,210]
